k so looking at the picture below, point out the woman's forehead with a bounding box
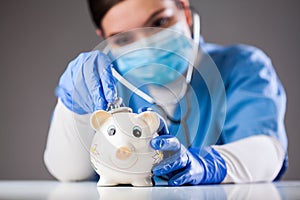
[102,0,176,37]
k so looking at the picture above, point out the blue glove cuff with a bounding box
[189,147,227,184]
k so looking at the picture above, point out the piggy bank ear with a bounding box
[137,111,160,134]
[90,110,111,130]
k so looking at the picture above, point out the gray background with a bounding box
[0,0,299,180]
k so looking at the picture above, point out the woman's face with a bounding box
[100,0,192,38]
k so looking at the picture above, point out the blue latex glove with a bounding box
[150,135,227,186]
[55,51,117,114]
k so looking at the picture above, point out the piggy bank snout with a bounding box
[116,146,133,160]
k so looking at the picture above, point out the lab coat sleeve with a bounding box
[213,135,285,183]
[44,99,96,181]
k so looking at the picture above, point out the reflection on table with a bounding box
[0,181,299,200]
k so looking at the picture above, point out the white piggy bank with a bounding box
[90,107,163,187]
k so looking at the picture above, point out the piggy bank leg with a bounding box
[97,177,118,186]
[131,175,153,187]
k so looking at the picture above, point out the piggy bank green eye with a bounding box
[133,126,142,138]
[107,126,116,136]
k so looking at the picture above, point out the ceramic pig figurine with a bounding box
[90,107,163,187]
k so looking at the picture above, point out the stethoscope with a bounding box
[107,12,201,147]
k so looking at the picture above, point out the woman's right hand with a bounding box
[55,51,117,114]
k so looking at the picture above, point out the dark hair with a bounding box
[87,0,123,30]
[87,0,186,31]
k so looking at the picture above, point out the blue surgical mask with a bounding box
[109,23,197,85]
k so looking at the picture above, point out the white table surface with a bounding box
[0,180,299,200]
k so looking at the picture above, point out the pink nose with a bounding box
[116,146,132,160]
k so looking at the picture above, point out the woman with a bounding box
[44,0,287,185]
